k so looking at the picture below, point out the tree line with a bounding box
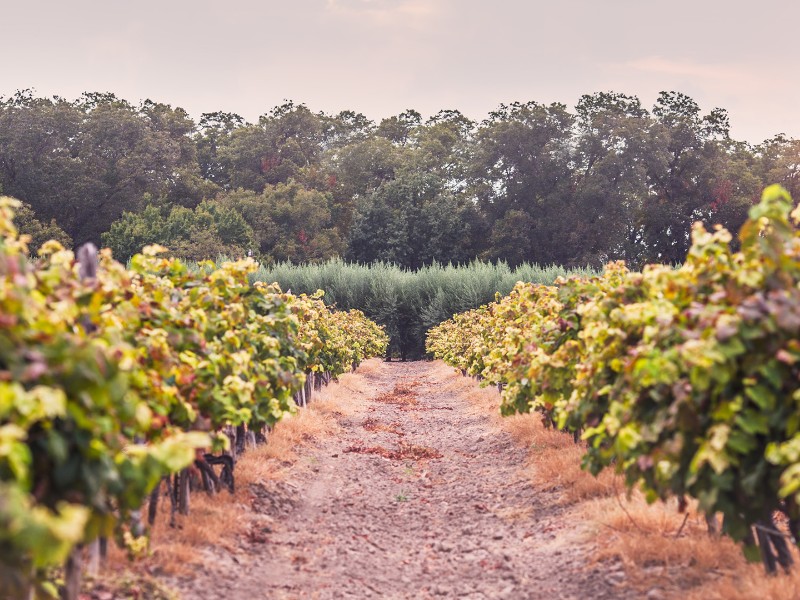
[0,89,797,268]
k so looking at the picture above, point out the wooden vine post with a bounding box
[61,243,100,600]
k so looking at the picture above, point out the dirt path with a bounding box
[171,361,627,599]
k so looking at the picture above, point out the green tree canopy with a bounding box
[219,181,343,263]
[347,169,478,268]
[1,89,797,270]
[101,200,254,261]
[13,201,73,252]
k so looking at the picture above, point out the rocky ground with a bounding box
[168,361,632,599]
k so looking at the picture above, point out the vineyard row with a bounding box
[0,196,388,598]
[427,185,800,573]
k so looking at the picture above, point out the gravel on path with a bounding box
[170,361,629,600]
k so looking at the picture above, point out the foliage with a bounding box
[255,258,595,359]
[218,181,344,262]
[0,92,212,246]
[101,200,254,262]
[0,197,208,596]
[346,169,478,268]
[12,201,73,251]
[0,197,386,595]
[427,186,800,567]
[2,90,798,269]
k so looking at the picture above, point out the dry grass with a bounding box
[686,566,800,599]
[581,492,800,598]
[255,405,335,463]
[104,485,249,577]
[353,357,386,376]
[428,359,800,599]
[585,495,739,591]
[504,414,615,503]
[432,364,501,417]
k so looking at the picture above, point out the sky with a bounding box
[2,0,797,143]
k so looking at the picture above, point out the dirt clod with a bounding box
[362,417,404,435]
[344,441,442,461]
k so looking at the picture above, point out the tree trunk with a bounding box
[86,539,101,576]
[755,523,777,574]
[705,512,720,536]
[148,479,162,526]
[235,424,246,457]
[304,373,314,405]
[178,470,190,516]
[61,545,83,600]
[166,476,178,528]
[255,427,268,445]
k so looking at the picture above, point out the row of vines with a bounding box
[0,197,388,598]
[427,185,800,573]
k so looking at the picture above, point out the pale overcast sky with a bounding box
[2,0,797,142]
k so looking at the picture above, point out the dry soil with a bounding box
[169,361,631,600]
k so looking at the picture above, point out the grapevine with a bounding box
[0,197,388,597]
[428,185,800,572]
